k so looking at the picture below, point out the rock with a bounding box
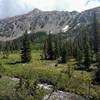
[37,83,90,100]
[9,77,20,82]
[37,83,53,90]
[43,91,89,100]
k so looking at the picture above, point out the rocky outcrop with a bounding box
[43,91,89,100]
[0,6,100,41]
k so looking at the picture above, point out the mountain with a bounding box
[0,7,100,42]
[0,8,78,41]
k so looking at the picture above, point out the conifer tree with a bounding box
[83,32,91,69]
[73,41,82,62]
[2,42,9,59]
[93,11,100,67]
[46,32,54,60]
[43,40,48,59]
[43,32,54,60]
[60,43,67,63]
[21,31,31,63]
[54,37,60,59]
[58,32,63,56]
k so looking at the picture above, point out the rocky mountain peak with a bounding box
[0,7,100,41]
[32,8,42,14]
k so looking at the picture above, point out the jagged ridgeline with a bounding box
[0,7,100,51]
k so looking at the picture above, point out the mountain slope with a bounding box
[0,8,78,41]
[0,7,100,41]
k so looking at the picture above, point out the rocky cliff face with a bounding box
[0,7,100,41]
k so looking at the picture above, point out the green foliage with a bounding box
[60,43,67,63]
[73,42,83,62]
[15,78,46,100]
[92,11,100,68]
[93,68,100,84]
[58,33,63,55]
[32,31,47,50]
[43,33,54,60]
[43,32,68,63]
[0,51,100,99]
[0,63,5,73]
[83,33,91,69]
[53,37,60,59]
[47,33,54,60]
[21,32,31,63]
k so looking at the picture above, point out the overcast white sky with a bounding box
[0,0,100,19]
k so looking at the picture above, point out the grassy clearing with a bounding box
[0,50,100,99]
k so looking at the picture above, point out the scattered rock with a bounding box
[43,91,89,100]
[37,83,90,100]
[37,83,53,90]
[9,77,20,82]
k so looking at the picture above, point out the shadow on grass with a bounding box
[74,63,86,70]
[6,61,23,65]
[74,63,96,72]
[6,60,31,65]
[0,96,10,100]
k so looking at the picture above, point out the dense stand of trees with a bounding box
[42,28,100,84]
[92,11,100,83]
[43,31,91,66]
[43,32,67,63]
[93,12,100,67]
[42,11,100,83]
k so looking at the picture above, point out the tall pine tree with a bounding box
[93,11,100,67]
[43,40,48,59]
[21,31,31,63]
[60,43,67,63]
[73,41,82,63]
[54,37,60,59]
[83,32,91,69]
[47,32,54,60]
[58,32,63,56]
[43,32,54,60]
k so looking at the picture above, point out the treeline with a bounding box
[42,31,91,67]
[42,32,67,63]
[0,31,47,54]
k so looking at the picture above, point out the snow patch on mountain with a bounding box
[62,25,69,32]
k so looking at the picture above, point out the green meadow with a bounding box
[0,50,99,99]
